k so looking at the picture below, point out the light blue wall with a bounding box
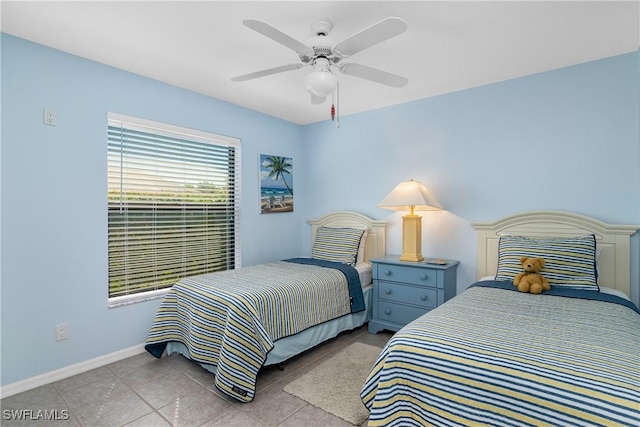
[301,50,640,302]
[2,33,639,388]
[1,34,306,386]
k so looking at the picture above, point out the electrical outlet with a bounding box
[55,323,68,341]
[44,108,57,126]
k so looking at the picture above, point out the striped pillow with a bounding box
[496,234,598,290]
[312,227,365,265]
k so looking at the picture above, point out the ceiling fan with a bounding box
[231,17,409,105]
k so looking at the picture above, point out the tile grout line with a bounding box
[105,360,160,426]
[52,381,84,427]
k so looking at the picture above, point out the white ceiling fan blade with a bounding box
[332,17,407,58]
[310,94,327,104]
[339,63,408,88]
[231,64,304,82]
[243,19,314,57]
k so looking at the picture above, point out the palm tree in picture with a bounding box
[264,156,293,195]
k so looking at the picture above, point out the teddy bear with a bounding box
[514,256,550,294]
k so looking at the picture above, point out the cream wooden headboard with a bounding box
[308,211,387,263]
[473,211,639,297]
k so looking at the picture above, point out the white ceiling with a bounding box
[2,1,639,125]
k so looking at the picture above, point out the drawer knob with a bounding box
[384,270,392,277]
[420,274,428,281]
[420,295,428,301]
[384,307,392,315]
[385,288,392,295]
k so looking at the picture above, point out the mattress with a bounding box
[355,262,372,289]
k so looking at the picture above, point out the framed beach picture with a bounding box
[259,154,293,214]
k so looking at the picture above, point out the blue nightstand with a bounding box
[368,255,459,333]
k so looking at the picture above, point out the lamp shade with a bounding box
[304,70,337,97]
[304,57,337,97]
[378,179,442,212]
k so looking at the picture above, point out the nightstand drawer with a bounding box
[378,282,437,309]
[377,301,429,326]
[377,264,437,287]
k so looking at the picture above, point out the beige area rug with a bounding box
[283,342,383,425]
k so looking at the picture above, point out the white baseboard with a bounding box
[0,344,147,399]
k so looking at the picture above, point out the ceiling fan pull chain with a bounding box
[335,82,340,128]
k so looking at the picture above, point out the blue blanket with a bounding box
[471,280,640,314]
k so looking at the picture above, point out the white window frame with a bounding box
[107,113,241,307]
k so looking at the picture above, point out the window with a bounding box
[107,113,240,306]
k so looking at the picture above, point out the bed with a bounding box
[144,210,386,402]
[361,211,640,426]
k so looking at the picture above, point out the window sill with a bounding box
[108,288,169,308]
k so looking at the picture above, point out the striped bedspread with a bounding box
[145,259,362,402]
[361,282,640,426]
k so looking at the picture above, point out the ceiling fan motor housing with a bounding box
[301,21,341,64]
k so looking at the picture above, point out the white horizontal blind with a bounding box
[107,113,240,300]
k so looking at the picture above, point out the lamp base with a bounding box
[399,214,424,262]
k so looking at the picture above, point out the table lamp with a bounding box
[378,179,442,262]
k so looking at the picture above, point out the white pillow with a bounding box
[357,229,368,264]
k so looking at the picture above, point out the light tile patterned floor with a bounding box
[1,325,392,426]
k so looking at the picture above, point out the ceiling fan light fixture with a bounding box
[304,70,337,97]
